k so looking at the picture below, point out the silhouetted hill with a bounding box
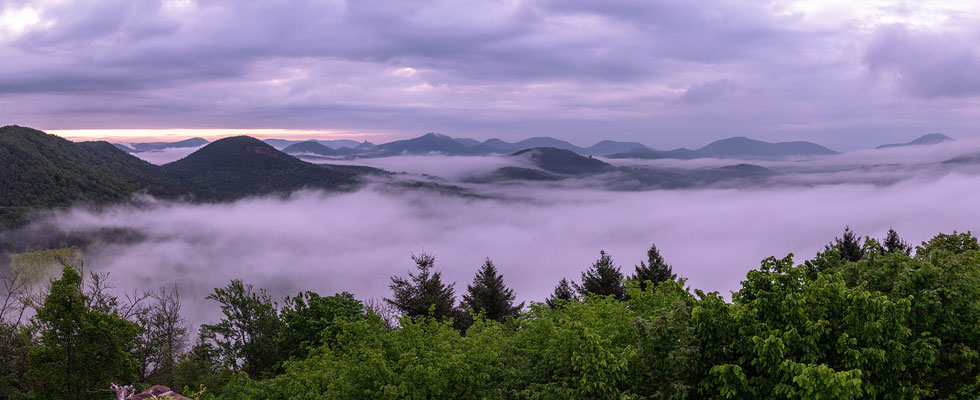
[512,147,613,175]
[877,133,953,149]
[120,137,208,152]
[454,138,482,147]
[481,137,584,153]
[163,136,365,200]
[582,140,649,156]
[374,132,475,155]
[355,141,376,150]
[0,126,185,223]
[283,141,339,156]
[697,137,837,158]
[113,143,136,153]
[319,139,362,149]
[606,147,701,160]
[263,138,300,149]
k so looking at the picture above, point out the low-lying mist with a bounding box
[22,171,980,327]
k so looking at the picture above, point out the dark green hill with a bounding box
[0,125,184,223]
[511,147,613,175]
[465,166,563,183]
[162,136,365,200]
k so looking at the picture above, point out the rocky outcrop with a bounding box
[112,383,192,400]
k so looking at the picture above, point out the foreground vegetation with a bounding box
[1,228,978,399]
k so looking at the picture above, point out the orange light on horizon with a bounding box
[46,128,393,143]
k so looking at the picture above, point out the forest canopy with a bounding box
[0,229,978,399]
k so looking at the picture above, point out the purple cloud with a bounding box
[1,1,980,148]
[865,24,980,99]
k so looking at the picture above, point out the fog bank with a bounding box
[28,173,980,326]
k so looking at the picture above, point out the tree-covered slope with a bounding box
[0,125,184,223]
[162,136,364,200]
[512,147,613,175]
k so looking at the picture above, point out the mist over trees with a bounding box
[1,228,978,399]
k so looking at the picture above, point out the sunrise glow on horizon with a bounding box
[46,128,394,143]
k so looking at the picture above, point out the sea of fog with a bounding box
[29,168,980,326]
[10,141,979,326]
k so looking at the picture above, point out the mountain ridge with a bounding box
[876,133,953,149]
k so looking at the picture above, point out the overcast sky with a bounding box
[1,0,979,149]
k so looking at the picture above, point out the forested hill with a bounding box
[162,136,373,201]
[0,126,383,224]
[0,126,187,223]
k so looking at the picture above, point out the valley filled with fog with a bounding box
[19,138,980,326]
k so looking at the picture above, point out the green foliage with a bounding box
[916,231,979,257]
[837,233,980,399]
[7,231,980,399]
[460,258,523,323]
[8,247,83,288]
[0,321,32,399]
[174,341,235,399]
[27,267,140,400]
[199,280,282,379]
[718,254,913,398]
[278,291,364,361]
[576,250,626,301]
[386,252,457,322]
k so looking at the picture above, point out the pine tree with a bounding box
[632,244,677,291]
[576,250,626,300]
[461,258,523,322]
[386,252,457,321]
[829,226,865,262]
[545,278,578,308]
[883,228,911,255]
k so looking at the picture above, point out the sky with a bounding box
[2,0,980,149]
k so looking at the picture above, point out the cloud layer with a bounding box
[2,1,980,148]
[24,168,980,326]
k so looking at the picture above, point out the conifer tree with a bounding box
[829,226,865,262]
[632,244,677,291]
[386,252,456,321]
[461,258,523,322]
[883,228,911,255]
[545,278,578,308]
[576,250,626,300]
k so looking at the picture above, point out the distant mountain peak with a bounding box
[283,140,338,156]
[876,133,953,149]
[697,136,837,158]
